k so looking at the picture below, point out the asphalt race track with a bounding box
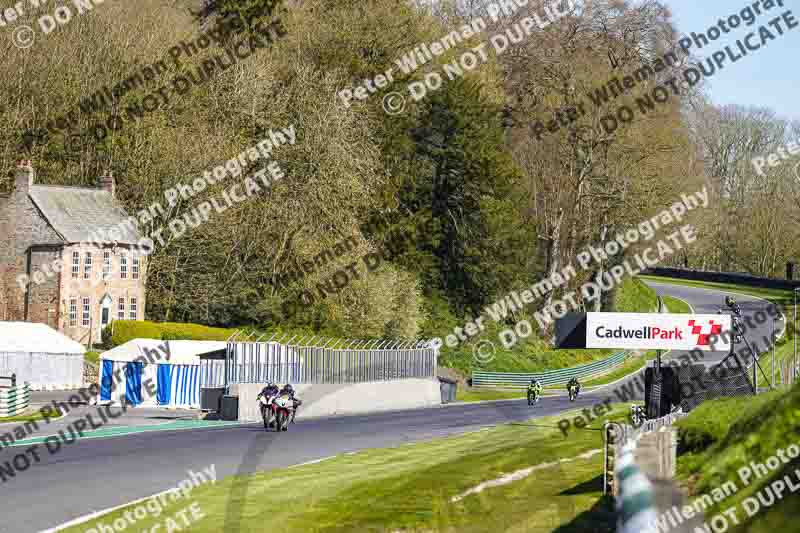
[0,279,781,532]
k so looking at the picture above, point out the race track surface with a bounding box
[0,278,780,532]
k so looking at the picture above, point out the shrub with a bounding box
[109,320,237,347]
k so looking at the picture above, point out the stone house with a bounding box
[0,161,146,345]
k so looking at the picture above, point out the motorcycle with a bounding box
[527,389,540,406]
[568,384,579,402]
[257,393,277,430]
[271,394,295,432]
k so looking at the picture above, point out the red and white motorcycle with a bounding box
[258,393,294,432]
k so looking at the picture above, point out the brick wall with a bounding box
[0,166,63,322]
[60,243,147,345]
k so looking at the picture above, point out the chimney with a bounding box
[15,160,34,192]
[99,171,115,197]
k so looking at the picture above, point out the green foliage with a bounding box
[84,351,102,365]
[386,77,530,317]
[200,0,287,36]
[109,320,237,347]
[613,277,659,313]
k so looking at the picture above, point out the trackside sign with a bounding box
[585,312,732,351]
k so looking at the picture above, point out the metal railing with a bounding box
[218,332,438,386]
[472,351,630,387]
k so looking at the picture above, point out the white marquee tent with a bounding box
[0,322,85,390]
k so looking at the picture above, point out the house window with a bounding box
[83,252,92,280]
[132,257,140,280]
[82,297,90,327]
[71,252,79,279]
[129,297,137,320]
[69,297,77,327]
[120,254,128,279]
[118,297,125,320]
[103,251,112,279]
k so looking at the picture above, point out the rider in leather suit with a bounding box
[279,383,302,423]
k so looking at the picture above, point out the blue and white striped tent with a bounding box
[97,339,226,409]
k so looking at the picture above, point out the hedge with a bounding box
[106,320,239,347]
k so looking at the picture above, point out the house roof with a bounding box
[28,185,141,245]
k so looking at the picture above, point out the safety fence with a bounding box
[780,358,799,387]
[0,374,30,417]
[218,333,438,386]
[604,412,688,532]
[471,350,630,388]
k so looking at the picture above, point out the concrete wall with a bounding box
[233,378,442,422]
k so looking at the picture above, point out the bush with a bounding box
[109,320,237,347]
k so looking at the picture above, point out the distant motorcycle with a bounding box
[568,384,579,402]
[527,389,540,406]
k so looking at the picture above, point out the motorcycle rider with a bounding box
[566,377,581,397]
[279,383,302,423]
[259,381,280,400]
[527,378,542,403]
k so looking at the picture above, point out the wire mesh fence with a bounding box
[217,332,438,386]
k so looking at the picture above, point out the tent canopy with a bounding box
[0,322,85,354]
[100,339,227,365]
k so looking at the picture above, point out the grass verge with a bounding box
[455,388,525,402]
[662,295,692,313]
[675,383,800,532]
[63,407,633,533]
[0,410,53,424]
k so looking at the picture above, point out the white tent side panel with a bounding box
[0,322,85,390]
[0,351,84,390]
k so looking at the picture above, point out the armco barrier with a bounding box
[0,375,30,417]
[645,267,800,291]
[472,351,630,388]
